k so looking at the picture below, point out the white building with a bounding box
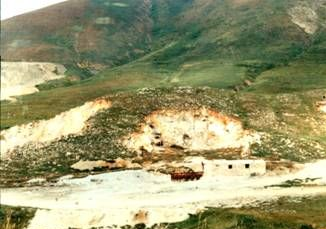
[179,157,266,176]
[205,159,266,176]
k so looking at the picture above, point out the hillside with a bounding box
[1,1,326,228]
[1,87,326,187]
[1,0,153,72]
[3,0,326,64]
[2,0,326,72]
[1,0,326,130]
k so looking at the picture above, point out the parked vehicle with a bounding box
[170,162,204,181]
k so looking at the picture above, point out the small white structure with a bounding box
[180,157,266,177]
[206,159,266,176]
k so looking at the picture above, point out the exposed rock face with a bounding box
[71,158,141,171]
[320,105,326,113]
[1,62,66,101]
[71,160,109,171]
[288,6,318,34]
[0,98,111,159]
[123,108,260,156]
[317,101,326,113]
[27,178,47,186]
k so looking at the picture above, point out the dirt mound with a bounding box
[133,210,149,224]
[123,108,260,157]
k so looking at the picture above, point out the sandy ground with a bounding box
[2,160,326,229]
[1,62,66,101]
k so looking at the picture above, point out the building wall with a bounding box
[204,160,266,176]
[176,157,266,177]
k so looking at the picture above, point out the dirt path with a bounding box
[2,160,326,229]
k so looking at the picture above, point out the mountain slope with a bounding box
[2,0,326,69]
[1,2,326,226]
[1,0,153,72]
[1,0,326,129]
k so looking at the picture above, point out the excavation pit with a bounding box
[123,108,260,157]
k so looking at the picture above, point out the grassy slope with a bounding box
[1,88,325,187]
[165,196,326,229]
[1,1,326,226]
[1,0,326,130]
[0,0,153,73]
[247,62,326,93]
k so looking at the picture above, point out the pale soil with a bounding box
[317,101,326,113]
[288,6,318,34]
[230,0,260,7]
[0,98,111,159]
[70,158,141,171]
[1,62,66,101]
[123,108,260,157]
[2,160,326,229]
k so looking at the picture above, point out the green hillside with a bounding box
[1,1,326,227]
[1,0,326,129]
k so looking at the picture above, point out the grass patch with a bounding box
[248,63,326,93]
[171,61,247,88]
[0,206,36,229]
[0,59,246,129]
[267,178,322,188]
[163,195,326,229]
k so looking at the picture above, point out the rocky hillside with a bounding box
[1,87,325,187]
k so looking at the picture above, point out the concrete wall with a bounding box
[179,158,266,177]
[205,160,266,176]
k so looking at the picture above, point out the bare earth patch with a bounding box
[288,6,318,34]
[1,160,326,229]
[1,62,66,101]
[317,101,326,113]
[0,98,111,159]
[123,108,260,157]
[71,158,141,171]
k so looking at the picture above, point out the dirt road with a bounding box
[2,160,326,229]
